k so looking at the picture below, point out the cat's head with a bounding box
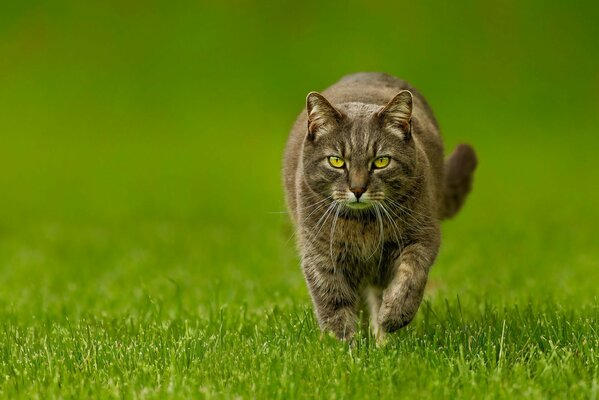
[301,91,417,213]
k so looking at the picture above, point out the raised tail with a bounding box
[441,143,478,220]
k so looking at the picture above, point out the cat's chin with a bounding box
[344,202,373,211]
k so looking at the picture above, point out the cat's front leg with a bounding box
[302,255,358,341]
[378,239,439,333]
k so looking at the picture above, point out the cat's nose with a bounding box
[350,186,366,200]
[349,169,368,201]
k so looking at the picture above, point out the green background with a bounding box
[1,1,598,398]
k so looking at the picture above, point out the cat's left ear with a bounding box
[378,90,413,139]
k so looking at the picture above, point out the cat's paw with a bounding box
[378,284,422,333]
[374,329,389,347]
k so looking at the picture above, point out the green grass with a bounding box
[1,0,599,398]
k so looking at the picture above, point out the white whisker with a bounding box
[284,199,335,246]
[365,204,384,262]
[300,202,338,263]
[375,204,385,268]
[329,203,341,271]
[379,202,404,250]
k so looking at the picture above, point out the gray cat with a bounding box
[283,72,477,343]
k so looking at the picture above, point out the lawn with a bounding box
[1,1,598,398]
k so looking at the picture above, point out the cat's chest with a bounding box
[324,216,399,261]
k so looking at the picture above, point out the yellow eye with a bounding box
[373,156,390,169]
[328,156,345,168]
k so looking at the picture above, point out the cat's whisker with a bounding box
[303,199,336,221]
[394,203,432,226]
[329,203,341,271]
[365,204,384,262]
[383,200,424,232]
[285,199,336,246]
[388,201,424,224]
[299,195,334,211]
[379,202,404,249]
[385,197,431,225]
[388,191,431,216]
[301,202,338,258]
[305,203,336,241]
[375,203,385,268]
[379,197,418,227]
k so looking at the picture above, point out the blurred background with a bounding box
[1,0,598,317]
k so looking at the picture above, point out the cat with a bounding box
[283,72,477,343]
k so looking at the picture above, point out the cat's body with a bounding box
[283,72,476,342]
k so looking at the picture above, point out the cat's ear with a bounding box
[306,92,343,140]
[378,90,413,139]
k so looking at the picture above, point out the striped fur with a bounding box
[283,72,477,342]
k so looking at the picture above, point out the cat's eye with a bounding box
[328,156,345,168]
[373,156,390,169]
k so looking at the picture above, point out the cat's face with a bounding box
[301,91,417,213]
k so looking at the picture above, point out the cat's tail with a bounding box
[441,143,478,220]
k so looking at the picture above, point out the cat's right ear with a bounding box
[378,90,413,140]
[306,92,342,140]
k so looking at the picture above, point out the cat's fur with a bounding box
[283,72,477,342]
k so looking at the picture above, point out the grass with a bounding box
[2,301,598,398]
[1,0,599,398]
